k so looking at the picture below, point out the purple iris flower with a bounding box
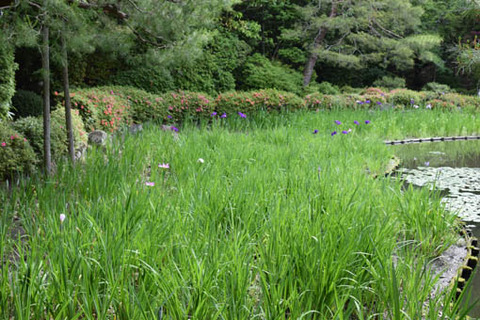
[313,129,318,134]
[354,120,359,125]
[221,113,227,118]
[376,101,382,105]
[167,115,172,119]
[357,101,364,105]
[171,126,179,132]
[365,100,371,104]
[424,161,430,166]
[342,130,349,134]
[238,112,247,118]
[211,112,217,117]
[410,99,414,104]
[365,120,370,124]
[335,120,342,125]
[331,131,337,136]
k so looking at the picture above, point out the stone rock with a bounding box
[74,143,87,161]
[129,123,143,134]
[88,130,108,146]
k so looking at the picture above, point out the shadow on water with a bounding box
[392,140,480,318]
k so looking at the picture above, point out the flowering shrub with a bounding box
[215,89,305,115]
[104,86,168,123]
[387,89,426,107]
[305,94,358,110]
[304,92,323,109]
[163,91,214,122]
[0,121,37,180]
[64,88,132,132]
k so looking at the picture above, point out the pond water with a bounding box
[393,140,480,318]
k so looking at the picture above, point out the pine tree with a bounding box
[283,0,443,87]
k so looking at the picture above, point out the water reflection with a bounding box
[393,140,480,317]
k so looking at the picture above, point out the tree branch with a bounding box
[69,0,128,19]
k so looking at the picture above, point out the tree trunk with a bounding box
[303,1,338,87]
[62,31,75,162]
[42,24,52,175]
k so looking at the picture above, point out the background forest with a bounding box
[2,0,480,103]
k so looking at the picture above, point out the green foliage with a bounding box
[373,76,406,89]
[11,90,43,119]
[51,107,88,151]
[0,42,17,119]
[0,121,37,180]
[3,110,475,318]
[316,81,341,95]
[172,31,251,95]
[238,54,303,95]
[107,86,168,124]
[422,82,453,94]
[163,91,215,122]
[67,88,133,132]
[12,116,64,161]
[215,89,305,115]
[113,66,176,94]
[387,89,426,107]
[12,109,86,162]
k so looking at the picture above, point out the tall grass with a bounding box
[0,108,475,319]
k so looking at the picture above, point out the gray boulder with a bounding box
[88,130,108,146]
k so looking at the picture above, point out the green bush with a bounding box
[12,116,63,160]
[304,93,358,110]
[340,85,363,94]
[163,91,215,122]
[422,82,453,94]
[316,81,341,95]
[107,86,168,124]
[67,88,133,132]
[237,54,304,95]
[214,89,305,115]
[11,90,43,119]
[13,109,87,161]
[114,66,176,94]
[373,76,406,89]
[51,108,88,151]
[0,121,37,180]
[0,42,17,119]
[387,89,426,107]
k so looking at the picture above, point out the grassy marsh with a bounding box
[1,108,478,319]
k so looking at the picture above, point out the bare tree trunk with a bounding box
[42,23,52,175]
[62,31,75,162]
[303,1,338,87]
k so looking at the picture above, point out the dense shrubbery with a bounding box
[12,116,64,160]
[0,121,37,180]
[163,91,215,122]
[422,82,453,94]
[12,109,87,162]
[0,43,17,119]
[215,89,305,115]
[52,85,480,136]
[66,88,132,132]
[51,108,88,151]
[373,76,406,89]
[11,90,43,119]
[104,86,168,124]
[237,54,304,95]
[387,89,426,107]
[114,66,176,94]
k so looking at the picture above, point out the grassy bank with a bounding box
[0,109,476,319]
